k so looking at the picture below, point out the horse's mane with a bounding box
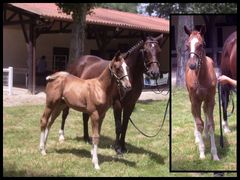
[126,40,144,55]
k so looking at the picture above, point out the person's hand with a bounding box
[218,75,237,87]
[218,75,230,85]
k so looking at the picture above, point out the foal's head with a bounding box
[142,34,163,79]
[184,26,206,70]
[109,51,131,92]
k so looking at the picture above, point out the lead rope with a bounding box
[151,74,170,95]
[227,90,235,117]
[218,82,224,148]
[129,96,169,138]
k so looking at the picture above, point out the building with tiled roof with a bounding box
[3,3,169,93]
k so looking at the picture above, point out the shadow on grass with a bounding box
[4,164,27,177]
[59,135,165,165]
[171,133,236,171]
[3,162,61,177]
[55,148,136,167]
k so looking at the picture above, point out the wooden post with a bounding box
[31,23,36,94]
[26,22,36,94]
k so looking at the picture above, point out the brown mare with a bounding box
[220,31,237,133]
[39,51,131,170]
[58,35,164,154]
[184,26,219,160]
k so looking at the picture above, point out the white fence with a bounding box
[3,67,13,95]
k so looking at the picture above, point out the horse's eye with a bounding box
[198,44,203,49]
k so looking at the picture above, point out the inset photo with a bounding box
[171,15,237,171]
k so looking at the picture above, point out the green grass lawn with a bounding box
[171,87,237,172]
[3,97,237,177]
[3,100,172,177]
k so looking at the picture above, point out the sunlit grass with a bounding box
[171,87,237,172]
[3,95,237,177]
[4,100,171,177]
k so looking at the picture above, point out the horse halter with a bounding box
[108,64,129,88]
[141,40,160,72]
[188,40,205,70]
[189,51,203,70]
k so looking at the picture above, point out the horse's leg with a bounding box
[191,100,205,159]
[113,100,122,154]
[90,111,101,170]
[204,99,220,161]
[119,103,135,154]
[44,103,66,149]
[203,103,209,139]
[59,106,69,142]
[83,113,91,143]
[221,85,231,133]
[39,105,53,155]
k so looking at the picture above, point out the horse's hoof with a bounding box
[40,150,47,156]
[121,146,127,154]
[94,164,101,170]
[223,128,231,134]
[115,148,123,155]
[199,153,205,160]
[84,137,92,144]
[59,136,65,143]
[213,155,220,161]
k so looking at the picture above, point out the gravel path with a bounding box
[3,86,169,107]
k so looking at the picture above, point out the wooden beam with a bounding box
[62,22,71,30]
[19,14,29,43]
[38,29,72,34]
[3,19,32,25]
[6,12,18,22]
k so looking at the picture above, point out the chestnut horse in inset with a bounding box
[58,35,164,154]
[220,31,236,133]
[184,26,219,160]
[39,51,131,169]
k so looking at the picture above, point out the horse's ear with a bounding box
[122,52,129,59]
[155,33,164,44]
[114,50,121,61]
[199,25,206,36]
[184,25,191,36]
[155,34,163,41]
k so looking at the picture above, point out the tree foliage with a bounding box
[144,3,237,18]
[98,3,139,13]
[56,3,96,21]
[56,3,97,62]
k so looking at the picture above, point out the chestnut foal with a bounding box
[39,51,131,170]
[184,26,219,161]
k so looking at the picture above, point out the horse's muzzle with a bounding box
[189,62,197,70]
[122,81,132,92]
[147,69,160,79]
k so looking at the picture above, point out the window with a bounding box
[52,47,69,72]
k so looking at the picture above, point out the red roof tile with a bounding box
[9,3,169,33]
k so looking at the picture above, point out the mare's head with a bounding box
[109,51,131,92]
[141,34,163,79]
[184,25,206,70]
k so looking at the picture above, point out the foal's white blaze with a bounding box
[190,37,199,58]
[151,43,155,48]
[122,62,129,80]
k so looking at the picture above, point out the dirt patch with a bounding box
[3,86,169,107]
[3,86,46,107]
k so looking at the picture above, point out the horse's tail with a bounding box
[46,72,70,81]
